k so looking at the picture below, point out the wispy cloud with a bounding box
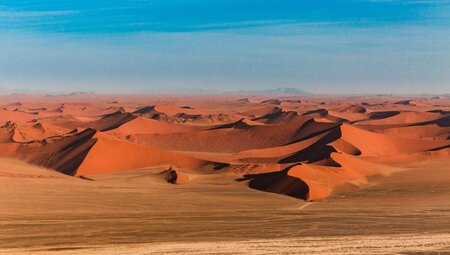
[405,0,450,4]
[368,0,450,3]
[190,20,297,30]
[0,10,80,18]
[2,0,449,33]
[189,20,350,31]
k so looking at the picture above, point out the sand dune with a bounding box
[331,103,366,113]
[0,128,209,176]
[239,106,281,118]
[10,122,71,143]
[355,110,444,126]
[0,94,449,201]
[105,116,209,136]
[339,124,449,157]
[0,109,37,124]
[129,116,315,153]
[75,131,209,176]
[376,124,450,140]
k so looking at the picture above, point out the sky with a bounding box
[0,0,449,94]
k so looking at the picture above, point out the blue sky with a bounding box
[0,0,449,94]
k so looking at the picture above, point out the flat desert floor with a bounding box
[0,94,449,254]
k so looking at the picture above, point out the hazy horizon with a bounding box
[1,0,450,94]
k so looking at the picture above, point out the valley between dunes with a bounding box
[1,93,449,254]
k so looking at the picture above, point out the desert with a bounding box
[1,93,449,254]
[2,0,450,253]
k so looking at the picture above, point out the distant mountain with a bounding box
[142,87,307,95]
[138,87,220,95]
[237,87,307,95]
[0,86,33,95]
[45,91,96,97]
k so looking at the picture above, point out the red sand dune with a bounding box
[0,94,449,200]
[355,111,444,126]
[105,116,209,136]
[0,108,37,124]
[331,104,366,113]
[239,106,282,118]
[76,131,208,176]
[11,122,71,143]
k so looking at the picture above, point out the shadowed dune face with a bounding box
[243,168,310,200]
[0,94,449,201]
[17,128,99,176]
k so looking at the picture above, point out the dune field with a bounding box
[1,93,450,254]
